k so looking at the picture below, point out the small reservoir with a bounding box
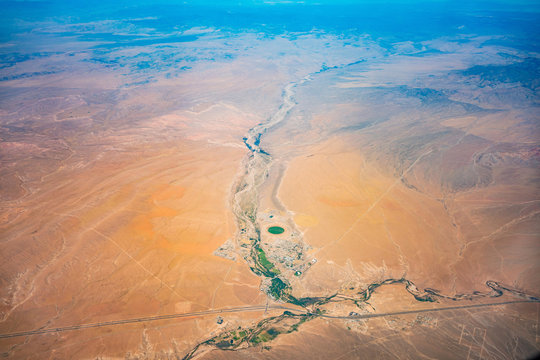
[267,226,285,235]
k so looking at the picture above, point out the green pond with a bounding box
[267,226,285,234]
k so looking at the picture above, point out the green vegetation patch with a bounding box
[257,248,274,269]
[267,226,285,234]
[269,277,288,299]
[256,248,280,277]
[251,328,280,344]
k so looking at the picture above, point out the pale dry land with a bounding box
[0,31,383,358]
[0,91,268,357]
[248,57,539,358]
[0,17,539,360]
[0,39,281,358]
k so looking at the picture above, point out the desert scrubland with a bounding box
[1,2,539,359]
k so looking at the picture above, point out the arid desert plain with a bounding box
[1,1,539,359]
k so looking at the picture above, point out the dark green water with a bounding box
[267,226,285,234]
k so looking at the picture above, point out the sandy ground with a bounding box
[0,135,277,357]
[1,24,539,359]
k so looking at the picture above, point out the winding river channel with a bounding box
[183,74,540,359]
[232,80,303,256]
